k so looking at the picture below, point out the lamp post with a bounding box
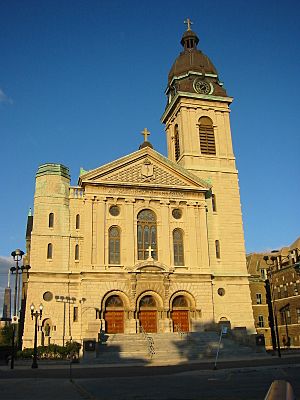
[30,303,43,369]
[263,255,281,358]
[10,249,30,369]
[55,295,76,346]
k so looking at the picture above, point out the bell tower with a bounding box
[162,21,255,332]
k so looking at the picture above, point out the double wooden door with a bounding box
[172,310,189,332]
[139,310,157,333]
[104,311,124,333]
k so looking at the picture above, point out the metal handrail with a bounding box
[174,323,186,339]
[140,325,155,358]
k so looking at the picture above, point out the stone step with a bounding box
[92,331,260,365]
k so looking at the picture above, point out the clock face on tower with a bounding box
[194,79,211,94]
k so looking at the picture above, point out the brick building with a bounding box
[247,238,300,349]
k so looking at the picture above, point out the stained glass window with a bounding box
[49,213,54,228]
[75,214,80,229]
[106,295,123,308]
[47,243,53,259]
[140,295,156,308]
[172,295,188,307]
[109,226,120,264]
[173,229,184,266]
[137,209,157,260]
[75,244,79,261]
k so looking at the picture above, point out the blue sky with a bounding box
[0,1,299,311]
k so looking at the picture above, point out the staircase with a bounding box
[91,331,265,365]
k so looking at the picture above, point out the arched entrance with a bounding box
[104,295,124,333]
[138,295,157,333]
[171,295,190,332]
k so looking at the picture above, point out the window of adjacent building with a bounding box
[297,308,300,323]
[212,194,217,212]
[286,309,291,324]
[260,268,267,280]
[48,213,54,228]
[47,243,53,259]
[173,228,184,266]
[283,285,288,297]
[137,209,157,260]
[277,287,281,299]
[75,244,79,261]
[258,315,264,327]
[174,124,180,161]
[75,214,80,229]
[215,240,220,259]
[198,116,216,155]
[256,293,262,304]
[109,226,120,264]
[73,307,78,322]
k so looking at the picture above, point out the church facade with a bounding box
[23,24,255,348]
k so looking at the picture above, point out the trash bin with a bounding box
[84,339,96,352]
[256,334,265,346]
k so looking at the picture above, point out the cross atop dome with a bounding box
[141,128,151,142]
[184,18,193,31]
[139,128,153,150]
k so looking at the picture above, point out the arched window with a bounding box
[48,213,54,228]
[75,214,80,229]
[47,243,53,259]
[173,229,184,266]
[212,194,217,212]
[199,117,216,155]
[215,240,221,259]
[109,226,120,264]
[137,209,157,260]
[174,124,180,161]
[75,244,79,261]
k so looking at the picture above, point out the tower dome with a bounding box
[166,21,227,103]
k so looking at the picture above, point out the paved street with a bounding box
[0,356,299,399]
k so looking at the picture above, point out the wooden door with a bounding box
[139,310,157,333]
[172,310,189,332]
[104,311,124,333]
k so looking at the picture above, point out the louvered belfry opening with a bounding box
[199,116,216,155]
[174,124,180,161]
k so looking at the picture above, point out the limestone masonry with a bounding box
[23,23,255,348]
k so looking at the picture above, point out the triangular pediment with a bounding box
[78,147,211,192]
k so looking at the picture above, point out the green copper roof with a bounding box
[36,163,70,179]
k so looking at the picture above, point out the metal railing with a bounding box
[140,325,155,358]
[174,323,186,339]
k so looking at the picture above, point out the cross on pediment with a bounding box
[147,245,154,260]
[141,128,151,142]
[184,18,193,31]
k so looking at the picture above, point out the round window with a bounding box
[217,288,225,297]
[109,205,120,216]
[172,208,182,219]
[43,291,53,302]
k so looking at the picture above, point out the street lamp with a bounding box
[263,255,281,358]
[30,303,43,369]
[10,249,31,369]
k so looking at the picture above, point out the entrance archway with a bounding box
[171,295,190,332]
[138,295,157,333]
[104,295,124,333]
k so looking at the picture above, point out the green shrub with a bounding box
[18,341,82,360]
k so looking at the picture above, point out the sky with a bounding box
[0,0,299,313]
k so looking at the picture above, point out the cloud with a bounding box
[0,88,13,104]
